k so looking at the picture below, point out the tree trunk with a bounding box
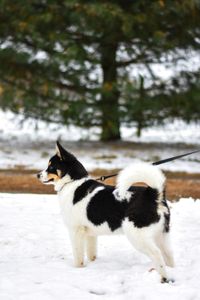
[136,75,144,138]
[100,41,121,141]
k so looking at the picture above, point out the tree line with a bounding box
[0,0,199,140]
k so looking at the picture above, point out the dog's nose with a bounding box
[37,173,41,179]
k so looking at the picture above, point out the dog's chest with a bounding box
[57,181,95,227]
[58,185,78,227]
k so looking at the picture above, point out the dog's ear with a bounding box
[56,141,66,160]
[56,141,76,161]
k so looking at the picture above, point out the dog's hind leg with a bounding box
[157,233,175,268]
[123,221,169,283]
[140,240,168,282]
[69,226,86,267]
[86,236,97,262]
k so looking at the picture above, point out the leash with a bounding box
[96,149,200,182]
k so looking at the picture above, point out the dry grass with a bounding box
[0,168,200,201]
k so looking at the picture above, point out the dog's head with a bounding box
[37,141,88,185]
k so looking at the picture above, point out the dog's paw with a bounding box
[89,255,96,262]
[74,261,85,268]
[161,277,175,284]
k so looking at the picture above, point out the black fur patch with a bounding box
[47,163,58,175]
[73,180,103,205]
[163,212,170,232]
[162,200,170,233]
[126,187,160,228]
[48,154,88,180]
[87,186,128,232]
[161,190,170,233]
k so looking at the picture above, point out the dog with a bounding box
[37,141,174,283]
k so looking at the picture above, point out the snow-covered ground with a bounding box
[0,193,200,300]
[0,110,200,173]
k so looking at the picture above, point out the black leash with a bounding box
[152,149,200,165]
[97,149,200,182]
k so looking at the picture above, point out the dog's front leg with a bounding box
[86,235,97,262]
[69,226,86,267]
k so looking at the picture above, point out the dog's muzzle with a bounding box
[37,170,53,184]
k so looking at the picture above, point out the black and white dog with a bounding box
[38,141,174,283]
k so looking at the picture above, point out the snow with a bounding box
[1,109,200,145]
[0,109,200,173]
[0,193,200,300]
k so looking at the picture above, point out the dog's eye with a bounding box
[48,165,55,172]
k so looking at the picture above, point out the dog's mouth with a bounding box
[43,178,54,184]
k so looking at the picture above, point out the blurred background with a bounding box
[0,0,200,199]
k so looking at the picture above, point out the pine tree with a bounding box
[0,0,199,140]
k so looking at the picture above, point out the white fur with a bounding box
[54,174,76,192]
[116,162,165,199]
[112,189,133,202]
[57,180,110,267]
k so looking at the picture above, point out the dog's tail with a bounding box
[116,162,165,199]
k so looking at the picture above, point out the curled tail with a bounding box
[116,162,165,199]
